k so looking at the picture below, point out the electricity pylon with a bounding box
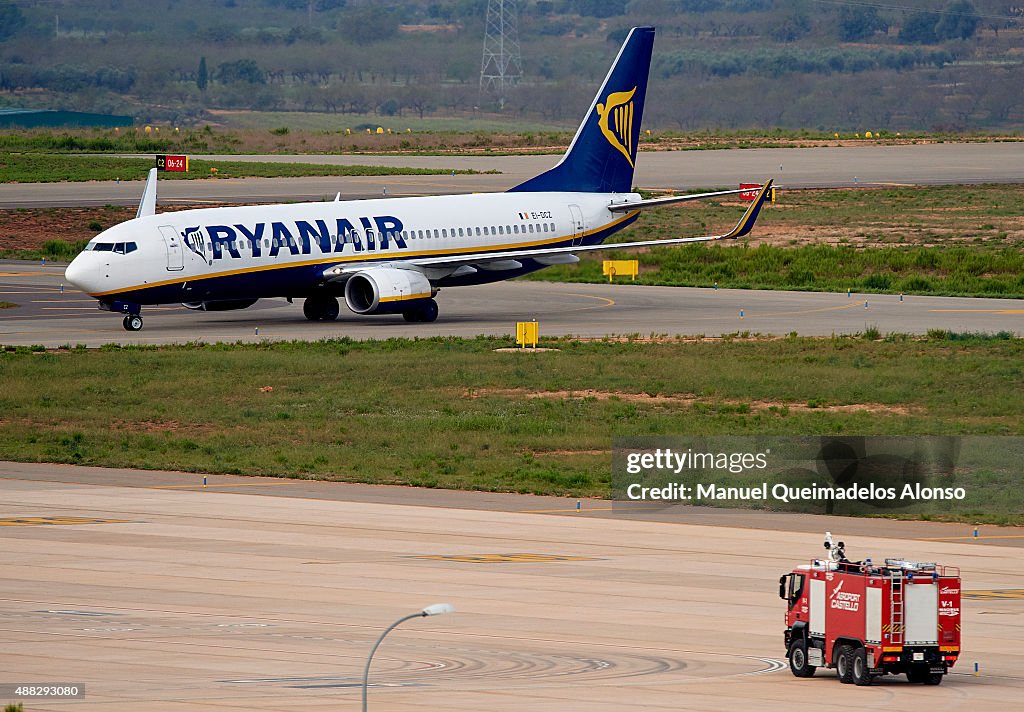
[479,0,523,109]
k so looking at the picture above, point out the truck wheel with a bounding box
[906,665,925,683]
[789,639,816,678]
[850,647,872,686]
[923,672,944,685]
[836,644,853,684]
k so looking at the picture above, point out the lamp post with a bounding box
[362,603,454,712]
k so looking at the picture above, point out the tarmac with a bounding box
[1,461,1021,711]
[1,261,1022,347]
[3,142,1024,207]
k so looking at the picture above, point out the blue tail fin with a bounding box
[509,26,655,194]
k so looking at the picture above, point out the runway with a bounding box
[1,461,1021,711]
[3,142,1024,207]
[1,261,1021,347]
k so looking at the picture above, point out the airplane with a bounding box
[64,26,773,332]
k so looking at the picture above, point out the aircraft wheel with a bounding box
[321,297,340,321]
[123,315,143,332]
[402,310,422,323]
[420,298,439,323]
[303,296,340,321]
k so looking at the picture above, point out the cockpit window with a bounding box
[89,242,136,254]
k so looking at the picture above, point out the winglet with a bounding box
[136,167,158,219]
[721,179,773,240]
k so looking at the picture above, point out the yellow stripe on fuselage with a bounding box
[88,211,640,298]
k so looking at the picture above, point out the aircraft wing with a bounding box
[322,180,772,281]
[401,179,773,271]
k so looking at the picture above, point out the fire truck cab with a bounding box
[780,533,961,686]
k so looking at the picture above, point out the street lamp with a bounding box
[362,603,455,712]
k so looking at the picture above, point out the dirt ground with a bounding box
[0,204,240,251]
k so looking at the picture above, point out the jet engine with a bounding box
[344,268,433,315]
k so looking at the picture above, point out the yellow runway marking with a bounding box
[686,301,863,322]
[563,293,616,312]
[963,590,1024,600]
[929,309,1024,314]
[916,534,1024,541]
[152,482,300,489]
[31,299,96,304]
[0,516,130,527]
[750,302,864,318]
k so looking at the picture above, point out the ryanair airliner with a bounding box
[65,27,772,331]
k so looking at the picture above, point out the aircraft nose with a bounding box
[64,254,91,292]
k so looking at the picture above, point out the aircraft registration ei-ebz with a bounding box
[65,26,773,331]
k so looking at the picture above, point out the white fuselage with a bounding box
[65,190,639,304]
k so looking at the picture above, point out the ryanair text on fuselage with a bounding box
[185,215,407,262]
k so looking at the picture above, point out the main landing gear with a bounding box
[303,295,340,321]
[122,314,143,331]
[403,298,439,323]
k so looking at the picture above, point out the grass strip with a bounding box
[0,335,1020,523]
[526,242,1024,298]
[0,153,491,183]
[523,184,1024,298]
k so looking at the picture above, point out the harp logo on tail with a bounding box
[596,86,637,168]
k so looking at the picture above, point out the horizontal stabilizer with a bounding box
[607,187,753,212]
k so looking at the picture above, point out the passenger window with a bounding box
[458,228,463,237]
[498,226,504,235]
[475,227,481,236]
[483,227,489,236]
[506,225,511,234]
[433,229,439,238]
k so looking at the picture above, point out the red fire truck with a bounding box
[779,533,961,686]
